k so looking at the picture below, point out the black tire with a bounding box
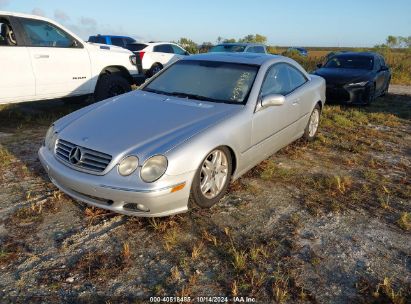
[190,147,232,208]
[364,83,376,105]
[94,73,131,102]
[146,63,163,78]
[381,77,391,97]
[303,104,321,141]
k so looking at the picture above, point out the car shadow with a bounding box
[325,92,411,120]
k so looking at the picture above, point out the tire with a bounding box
[146,63,163,78]
[364,83,376,105]
[381,77,391,97]
[303,104,321,141]
[94,73,131,102]
[190,147,232,208]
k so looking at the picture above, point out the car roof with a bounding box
[0,10,54,22]
[182,52,280,65]
[215,43,265,47]
[332,51,376,58]
[90,35,134,39]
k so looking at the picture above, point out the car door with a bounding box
[153,44,175,67]
[251,63,303,158]
[17,17,91,98]
[0,16,35,104]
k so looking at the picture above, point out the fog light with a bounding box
[137,203,149,212]
[123,202,150,212]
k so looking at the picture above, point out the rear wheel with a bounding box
[190,147,232,208]
[94,73,131,102]
[147,63,163,77]
[303,104,321,141]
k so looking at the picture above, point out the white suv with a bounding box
[0,11,143,105]
[126,42,189,77]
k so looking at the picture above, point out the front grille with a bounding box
[55,139,112,173]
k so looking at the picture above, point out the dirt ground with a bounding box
[0,86,410,303]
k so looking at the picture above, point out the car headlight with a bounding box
[140,155,168,183]
[347,81,368,87]
[45,125,58,151]
[129,55,137,66]
[118,156,139,176]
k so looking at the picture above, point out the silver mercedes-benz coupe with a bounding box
[39,53,325,217]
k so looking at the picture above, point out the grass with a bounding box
[397,212,411,231]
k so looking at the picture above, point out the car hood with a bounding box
[314,68,373,85]
[85,42,133,55]
[56,90,241,158]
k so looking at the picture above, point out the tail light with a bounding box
[138,51,145,60]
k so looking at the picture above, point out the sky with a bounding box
[0,0,410,47]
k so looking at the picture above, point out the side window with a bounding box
[374,56,381,71]
[19,18,75,48]
[380,56,386,67]
[171,44,186,55]
[154,44,174,53]
[254,46,266,53]
[0,18,18,46]
[111,37,125,47]
[246,46,255,53]
[287,66,307,90]
[261,63,291,96]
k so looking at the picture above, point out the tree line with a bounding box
[175,34,411,54]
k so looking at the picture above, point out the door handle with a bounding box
[292,98,300,105]
[34,54,50,59]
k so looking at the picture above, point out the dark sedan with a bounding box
[313,52,391,104]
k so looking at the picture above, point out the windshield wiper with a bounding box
[168,91,214,101]
[143,88,169,95]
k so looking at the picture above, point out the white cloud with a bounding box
[80,17,97,27]
[31,8,46,17]
[54,9,70,22]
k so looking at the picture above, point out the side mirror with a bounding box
[261,94,285,108]
[316,63,323,68]
[185,51,190,56]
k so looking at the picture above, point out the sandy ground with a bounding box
[0,86,410,303]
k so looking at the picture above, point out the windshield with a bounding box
[209,44,246,53]
[142,60,259,104]
[324,55,374,70]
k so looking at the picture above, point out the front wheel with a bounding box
[364,83,376,105]
[94,73,131,102]
[190,147,232,208]
[303,104,321,141]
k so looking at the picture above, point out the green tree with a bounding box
[223,38,236,43]
[386,35,398,48]
[199,42,213,53]
[177,38,198,54]
[238,34,267,44]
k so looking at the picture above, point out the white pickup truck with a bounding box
[0,11,144,105]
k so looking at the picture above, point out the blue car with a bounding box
[88,35,136,49]
[288,47,308,57]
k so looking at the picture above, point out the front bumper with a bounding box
[326,83,371,104]
[38,146,195,217]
